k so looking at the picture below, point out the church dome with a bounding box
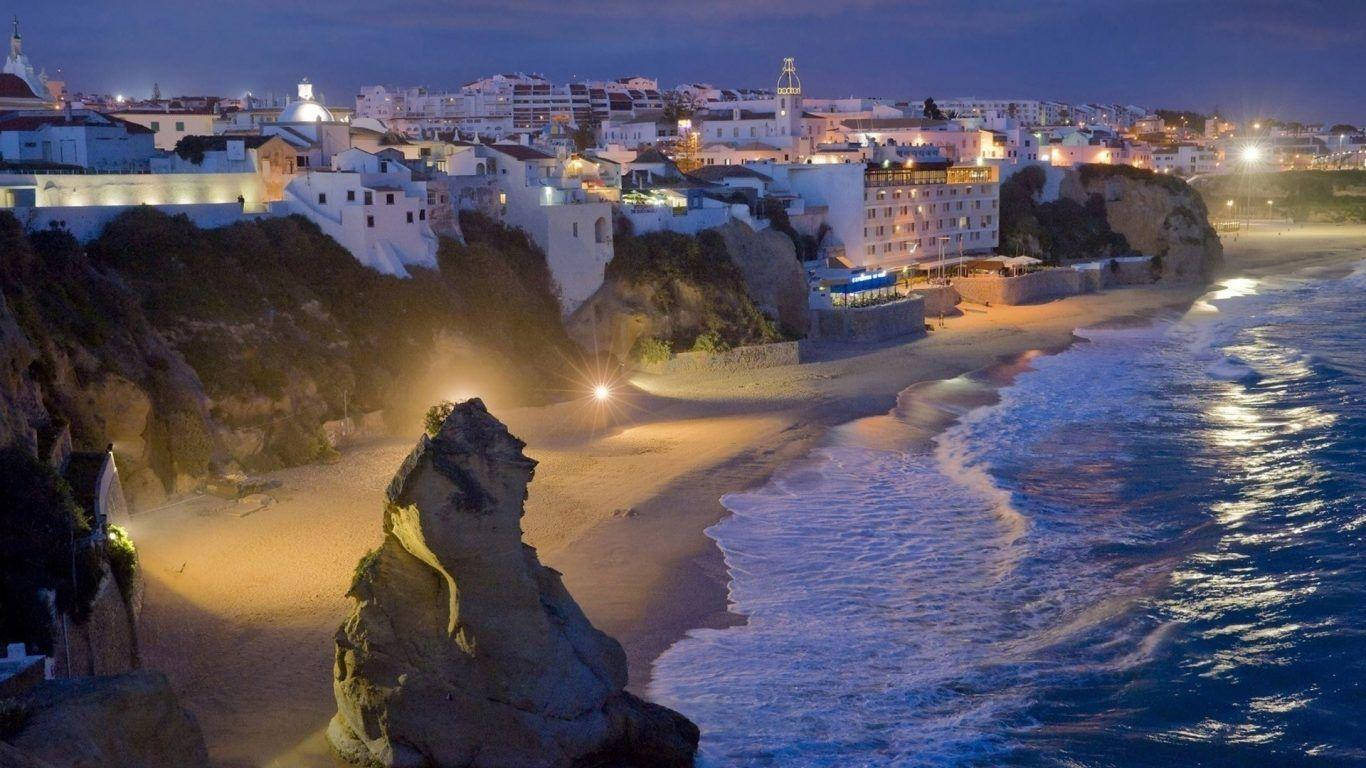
[278,77,334,123]
[279,99,334,123]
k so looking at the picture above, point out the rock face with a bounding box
[328,399,698,768]
[713,221,809,337]
[567,229,783,362]
[5,672,209,768]
[1060,166,1223,282]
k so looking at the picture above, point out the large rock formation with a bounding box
[1060,165,1223,282]
[712,221,809,337]
[4,672,209,768]
[567,229,784,362]
[328,399,698,768]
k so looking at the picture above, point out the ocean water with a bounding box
[650,262,1366,767]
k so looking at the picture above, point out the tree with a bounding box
[571,118,599,153]
[1329,123,1359,135]
[661,91,697,125]
[152,82,161,101]
[922,98,946,121]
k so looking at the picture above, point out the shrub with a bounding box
[350,547,382,591]
[0,447,102,653]
[691,330,729,354]
[424,400,456,436]
[630,336,672,365]
[105,524,139,604]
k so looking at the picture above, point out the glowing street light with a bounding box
[1241,146,1262,163]
[593,384,612,402]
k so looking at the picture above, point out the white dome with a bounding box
[279,99,334,123]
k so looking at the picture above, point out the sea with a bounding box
[650,260,1366,767]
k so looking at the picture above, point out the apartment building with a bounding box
[356,75,665,138]
[857,161,1000,268]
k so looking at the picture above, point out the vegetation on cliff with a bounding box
[1,208,581,497]
[1000,165,1133,262]
[597,229,782,357]
[1194,170,1366,223]
[0,447,102,653]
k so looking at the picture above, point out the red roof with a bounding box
[0,74,40,100]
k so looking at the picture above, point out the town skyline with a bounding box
[14,0,1366,125]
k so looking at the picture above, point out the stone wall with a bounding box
[808,296,926,342]
[952,269,1084,306]
[914,285,961,317]
[48,567,139,678]
[641,341,800,374]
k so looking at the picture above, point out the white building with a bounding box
[106,109,219,151]
[284,147,438,277]
[2,17,48,108]
[0,109,155,170]
[262,79,351,169]
[486,143,614,312]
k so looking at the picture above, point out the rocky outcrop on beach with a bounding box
[1061,164,1223,282]
[4,672,209,768]
[328,399,698,768]
[568,228,785,362]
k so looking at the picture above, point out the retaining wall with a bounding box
[808,296,926,342]
[914,285,961,317]
[953,269,1085,305]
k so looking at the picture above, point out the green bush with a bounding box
[0,447,102,653]
[424,400,456,436]
[105,524,139,604]
[691,330,730,354]
[630,336,672,365]
[350,547,382,592]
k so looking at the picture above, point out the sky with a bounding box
[13,0,1366,125]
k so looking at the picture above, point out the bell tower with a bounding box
[774,57,803,138]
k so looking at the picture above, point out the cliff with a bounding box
[567,226,789,362]
[328,399,698,767]
[1061,164,1223,282]
[0,209,581,505]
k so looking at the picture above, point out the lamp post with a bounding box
[1240,145,1262,232]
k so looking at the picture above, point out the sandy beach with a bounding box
[130,223,1366,767]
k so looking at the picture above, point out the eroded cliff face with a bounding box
[0,209,582,506]
[567,227,790,362]
[1060,165,1223,282]
[329,399,698,768]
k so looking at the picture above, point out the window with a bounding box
[380,161,389,172]
[867,209,876,219]
[150,121,160,131]
[366,215,374,228]
[175,121,185,132]
[572,222,579,237]
[595,217,608,243]
[419,209,426,221]
[347,190,356,202]
[318,193,327,204]
[364,191,373,205]
[386,193,395,205]
[406,211,414,223]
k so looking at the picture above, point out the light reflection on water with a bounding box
[651,266,1366,767]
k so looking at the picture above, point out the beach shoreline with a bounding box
[128,223,1366,767]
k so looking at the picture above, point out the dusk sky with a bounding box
[17,0,1366,124]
